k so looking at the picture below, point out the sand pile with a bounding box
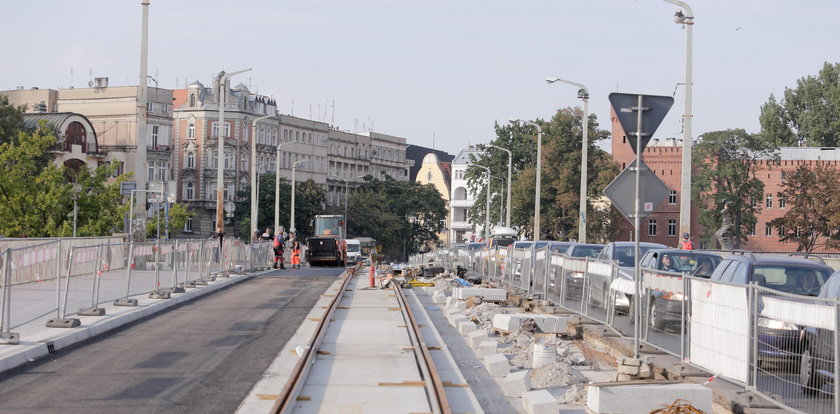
[530,361,587,388]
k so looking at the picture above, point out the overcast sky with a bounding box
[2,1,838,154]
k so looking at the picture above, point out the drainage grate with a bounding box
[46,341,55,354]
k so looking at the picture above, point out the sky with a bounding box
[2,0,839,155]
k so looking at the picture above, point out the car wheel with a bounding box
[800,348,824,395]
[650,302,665,330]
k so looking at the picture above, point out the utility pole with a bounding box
[135,0,150,241]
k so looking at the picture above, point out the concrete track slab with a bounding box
[293,384,432,414]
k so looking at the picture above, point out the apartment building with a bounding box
[326,129,371,207]
[450,146,483,244]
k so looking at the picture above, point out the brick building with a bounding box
[610,112,840,252]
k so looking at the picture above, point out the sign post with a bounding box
[607,93,674,359]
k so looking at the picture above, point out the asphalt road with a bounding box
[0,266,346,414]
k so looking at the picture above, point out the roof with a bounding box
[405,145,454,181]
[452,147,483,165]
[22,112,81,131]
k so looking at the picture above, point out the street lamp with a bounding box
[487,144,512,228]
[250,114,274,241]
[274,141,293,235]
[215,67,252,237]
[489,175,506,225]
[662,0,694,240]
[472,165,492,241]
[510,119,543,240]
[546,77,590,243]
[290,159,308,234]
[72,182,82,237]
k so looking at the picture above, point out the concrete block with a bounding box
[477,340,497,358]
[466,330,489,348]
[432,292,447,304]
[502,370,532,398]
[454,287,507,301]
[484,353,510,377]
[454,301,467,311]
[458,321,477,336]
[587,383,712,414]
[447,312,466,327]
[522,389,558,414]
[444,296,455,309]
[493,313,524,332]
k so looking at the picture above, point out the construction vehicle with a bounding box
[306,215,347,267]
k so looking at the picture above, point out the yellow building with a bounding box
[414,153,451,248]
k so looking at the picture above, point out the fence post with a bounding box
[680,273,688,361]
[115,243,138,307]
[150,240,170,299]
[0,249,19,344]
[45,247,81,328]
[749,282,759,388]
[170,240,185,293]
[834,301,840,413]
[78,244,106,316]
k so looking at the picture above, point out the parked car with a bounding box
[799,269,840,395]
[534,240,572,254]
[565,243,605,258]
[560,243,606,300]
[639,249,723,329]
[595,242,668,309]
[710,252,834,364]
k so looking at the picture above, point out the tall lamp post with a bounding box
[487,144,512,228]
[473,165,492,240]
[290,159,308,234]
[250,114,273,241]
[274,141,292,235]
[511,119,543,240]
[215,67,251,237]
[546,77,590,243]
[663,0,694,239]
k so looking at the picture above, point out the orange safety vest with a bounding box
[680,240,694,250]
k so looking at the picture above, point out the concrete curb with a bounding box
[0,268,268,375]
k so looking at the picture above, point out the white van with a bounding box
[346,239,362,263]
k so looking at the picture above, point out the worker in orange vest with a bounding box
[290,232,302,269]
[680,232,694,250]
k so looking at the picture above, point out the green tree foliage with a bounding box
[145,202,191,239]
[769,165,840,251]
[759,62,840,147]
[692,129,777,248]
[233,176,326,239]
[467,107,618,241]
[346,176,447,261]
[0,95,25,144]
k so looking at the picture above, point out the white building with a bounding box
[449,146,484,244]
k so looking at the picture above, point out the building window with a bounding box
[648,219,657,236]
[150,125,159,148]
[225,183,235,201]
[749,223,756,236]
[148,161,155,180]
[146,102,154,112]
[766,193,773,208]
[186,151,195,168]
[224,152,233,169]
[188,123,195,139]
[765,223,772,237]
[184,217,193,232]
[427,171,433,181]
[668,190,677,205]
[779,194,786,209]
[212,121,230,138]
[158,161,167,181]
[189,94,196,107]
[185,182,194,200]
[64,121,87,152]
[210,150,218,168]
[667,219,676,237]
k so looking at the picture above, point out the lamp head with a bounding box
[545,77,559,84]
[674,10,686,23]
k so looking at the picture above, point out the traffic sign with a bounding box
[608,93,674,154]
[603,159,670,222]
[120,181,137,196]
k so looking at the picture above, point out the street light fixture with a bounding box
[546,77,590,243]
[215,67,252,237]
[487,144,512,228]
[662,0,695,241]
[472,165,492,241]
[290,159,308,234]
[274,141,293,235]
[510,119,543,240]
[250,114,273,241]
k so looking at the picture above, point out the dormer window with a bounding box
[189,94,196,107]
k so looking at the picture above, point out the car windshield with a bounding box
[534,241,549,249]
[753,265,832,296]
[492,236,516,247]
[467,243,483,251]
[570,246,603,258]
[659,253,721,277]
[614,245,659,267]
[346,244,360,252]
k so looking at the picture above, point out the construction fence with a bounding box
[411,245,840,414]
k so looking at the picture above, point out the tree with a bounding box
[145,202,192,239]
[770,165,840,251]
[468,107,618,241]
[692,129,778,248]
[0,95,25,144]
[346,176,447,261]
[233,176,326,240]
[759,62,840,147]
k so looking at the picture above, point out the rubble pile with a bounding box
[463,302,507,330]
[530,361,586,389]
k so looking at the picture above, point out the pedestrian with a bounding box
[260,227,273,242]
[680,232,694,250]
[273,232,285,269]
[290,232,301,269]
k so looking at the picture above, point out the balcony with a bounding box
[148,145,172,153]
[450,199,473,208]
[450,220,472,229]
